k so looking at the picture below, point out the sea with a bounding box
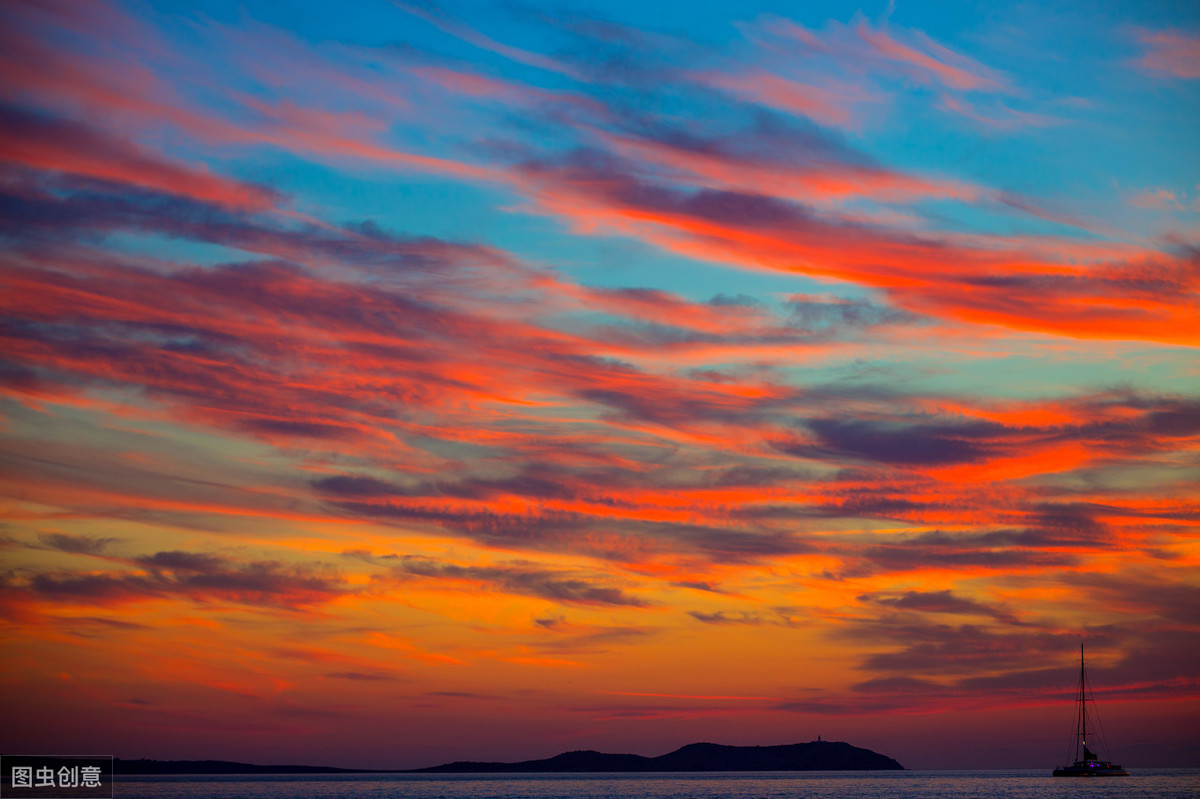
[115,769,1200,799]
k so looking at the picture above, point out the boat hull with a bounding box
[1052,763,1129,777]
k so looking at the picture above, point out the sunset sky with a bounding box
[1,0,1198,771]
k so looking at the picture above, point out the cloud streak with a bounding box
[10,549,347,611]
[1136,29,1200,79]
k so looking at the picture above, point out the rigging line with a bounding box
[1064,645,1083,763]
[1086,663,1116,760]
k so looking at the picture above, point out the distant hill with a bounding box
[411,741,904,772]
[112,741,903,774]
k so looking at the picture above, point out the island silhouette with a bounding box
[114,740,904,774]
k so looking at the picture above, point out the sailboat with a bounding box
[1052,644,1128,777]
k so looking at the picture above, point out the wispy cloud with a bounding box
[10,549,347,610]
[1135,29,1200,79]
[393,556,651,607]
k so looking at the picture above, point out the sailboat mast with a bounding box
[1077,644,1089,760]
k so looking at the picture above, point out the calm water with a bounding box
[115,769,1200,799]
